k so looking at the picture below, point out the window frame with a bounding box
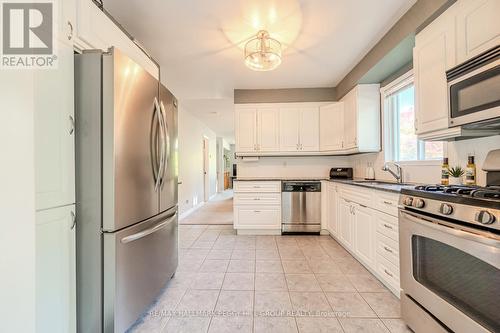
[381,70,445,166]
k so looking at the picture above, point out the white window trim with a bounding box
[381,70,446,165]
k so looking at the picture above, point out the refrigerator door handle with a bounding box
[154,97,165,192]
[120,211,177,244]
[159,101,170,185]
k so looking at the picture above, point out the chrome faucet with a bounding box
[382,162,403,183]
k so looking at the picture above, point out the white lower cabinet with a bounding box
[233,181,281,234]
[326,183,401,296]
[36,205,76,333]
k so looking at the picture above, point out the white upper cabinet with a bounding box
[258,108,280,152]
[279,107,301,151]
[35,12,76,211]
[414,6,456,135]
[320,102,344,151]
[235,108,258,152]
[339,84,381,153]
[299,107,320,151]
[74,0,158,79]
[455,0,500,63]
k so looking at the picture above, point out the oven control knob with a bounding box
[413,198,425,209]
[403,197,413,206]
[440,203,453,215]
[475,211,496,225]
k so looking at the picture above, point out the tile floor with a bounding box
[179,191,233,225]
[130,225,412,333]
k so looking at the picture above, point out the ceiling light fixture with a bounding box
[244,30,282,71]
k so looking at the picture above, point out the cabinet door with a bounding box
[234,205,281,229]
[34,38,75,211]
[353,204,376,269]
[456,0,500,63]
[327,184,338,236]
[414,11,456,134]
[342,89,358,149]
[299,107,320,151]
[36,205,76,333]
[279,107,300,151]
[338,198,353,247]
[320,103,344,151]
[258,108,280,151]
[235,108,257,152]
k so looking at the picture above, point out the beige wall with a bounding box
[178,106,218,216]
[234,87,336,104]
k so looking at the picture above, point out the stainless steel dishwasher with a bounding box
[282,181,321,233]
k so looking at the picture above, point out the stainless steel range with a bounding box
[399,163,500,332]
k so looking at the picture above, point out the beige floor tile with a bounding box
[254,291,293,314]
[325,292,377,318]
[190,273,225,290]
[316,274,357,292]
[256,236,277,249]
[166,271,195,290]
[162,316,211,333]
[199,259,229,273]
[222,273,255,290]
[289,292,332,314]
[206,249,232,260]
[335,258,370,275]
[256,260,284,273]
[295,317,344,333]
[286,274,322,292]
[361,292,401,318]
[215,290,254,313]
[182,248,210,260]
[347,274,387,292]
[307,258,343,274]
[208,316,253,333]
[279,246,306,260]
[381,319,413,333]
[339,318,390,333]
[255,273,288,291]
[227,259,255,273]
[175,289,220,312]
[282,260,312,273]
[231,249,256,260]
[254,316,298,333]
[256,249,280,260]
[176,258,204,272]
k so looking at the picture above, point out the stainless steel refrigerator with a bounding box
[75,48,178,333]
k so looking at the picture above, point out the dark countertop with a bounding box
[234,177,417,193]
[328,178,416,194]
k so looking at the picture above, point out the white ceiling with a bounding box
[104,0,415,142]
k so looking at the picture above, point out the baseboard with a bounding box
[179,201,206,220]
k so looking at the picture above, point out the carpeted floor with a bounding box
[180,190,233,225]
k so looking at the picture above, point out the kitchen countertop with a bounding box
[328,178,416,193]
[235,177,417,193]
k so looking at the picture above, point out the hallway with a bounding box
[180,190,234,225]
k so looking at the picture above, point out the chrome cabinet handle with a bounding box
[384,269,393,277]
[159,101,170,184]
[383,246,393,253]
[70,211,76,230]
[254,210,261,213]
[383,200,393,205]
[253,198,260,200]
[383,223,393,230]
[69,115,75,135]
[67,21,73,40]
[153,98,164,192]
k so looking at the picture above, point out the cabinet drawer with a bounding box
[234,181,281,193]
[234,193,281,205]
[377,254,400,291]
[376,233,399,267]
[234,206,281,229]
[339,185,373,208]
[375,212,399,241]
[374,192,399,217]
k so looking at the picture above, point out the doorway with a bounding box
[203,136,209,202]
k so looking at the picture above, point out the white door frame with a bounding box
[203,136,210,202]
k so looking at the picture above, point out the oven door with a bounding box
[399,209,500,333]
[448,59,500,127]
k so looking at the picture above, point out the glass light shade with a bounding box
[244,30,282,71]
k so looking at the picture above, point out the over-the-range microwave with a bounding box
[447,45,500,128]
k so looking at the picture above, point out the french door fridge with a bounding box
[75,48,178,333]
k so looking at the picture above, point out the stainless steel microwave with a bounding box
[447,45,500,127]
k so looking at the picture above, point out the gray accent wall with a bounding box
[234,87,336,104]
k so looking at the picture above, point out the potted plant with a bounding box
[448,166,465,185]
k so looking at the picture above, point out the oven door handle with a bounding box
[400,210,500,247]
